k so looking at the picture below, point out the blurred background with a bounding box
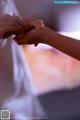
[0,0,80,120]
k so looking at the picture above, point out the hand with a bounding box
[0,15,35,39]
[14,19,48,46]
[15,26,53,46]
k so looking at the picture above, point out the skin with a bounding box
[23,45,80,94]
[17,27,80,61]
[0,15,80,60]
[0,15,80,93]
[0,15,35,38]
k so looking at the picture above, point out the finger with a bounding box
[0,18,35,38]
[31,20,45,28]
[13,16,35,32]
[0,25,27,38]
[22,17,45,31]
[23,17,36,23]
[0,15,35,32]
[0,21,27,35]
[0,15,12,23]
[15,29,41,45]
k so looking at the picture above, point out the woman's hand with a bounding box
[0,15,35,39]
[15,26,54,46]
[15,20,52,46]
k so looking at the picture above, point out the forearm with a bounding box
[42,30,80,60]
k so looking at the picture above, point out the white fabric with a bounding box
[0,0,45,119]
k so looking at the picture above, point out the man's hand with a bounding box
[0,15,35,39]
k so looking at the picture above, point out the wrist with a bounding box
[39,27,54,45]
[38,27,49,44]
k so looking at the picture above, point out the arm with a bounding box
[41,27,80,60]
[17,27,80,60]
